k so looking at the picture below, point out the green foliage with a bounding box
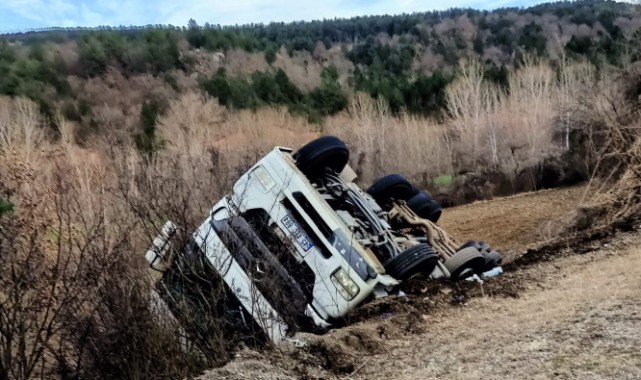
[77,30,183,76]
[264,46,277,65]
[77,33,122,76]
[187,19,206,48]
[135,99,163,155]
[202,66,346,119]
[353,68,453,116]
[136,29,183,74]
[0,198,14,216]
[0,38,72,124]
[252,71,287,103]
[202,69,232,105]
[404,71,453,116]
[518,23,547,56]
[473,34,485,55]
[0,39,17,62]
[484,64,510,90]
[275,69,303,103]
[309,67,348,115]
[347,36,415,75]
[28,44,45,60]
[202,68,259,109]
[565,35,595,57]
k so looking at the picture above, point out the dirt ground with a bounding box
[351,238,641,380]
[200,186,641,380]
[440,185,590,257]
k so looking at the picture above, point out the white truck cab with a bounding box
[145,137,502,346]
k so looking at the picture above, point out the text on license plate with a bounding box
[281,215,314,252]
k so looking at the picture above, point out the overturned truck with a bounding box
[145,136,502,347]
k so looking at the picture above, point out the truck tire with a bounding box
[444,247,486,280]
[457,240,481,251]
[407,192,443,223]
[481,250,503,271]
[294,136,349,177]
[385,243,439,281]
[409,183,421,197]
[367,174,414,206]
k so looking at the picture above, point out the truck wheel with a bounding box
[294,136,349,177]
[457,240,481,251]
[367,174,414,206]
[385,243,439,281]
[481,250,503,271]
[407,192,442,223]
[444,247,486,280]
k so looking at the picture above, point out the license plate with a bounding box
[281,215,314,252]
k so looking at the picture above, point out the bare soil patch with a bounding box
[440,186,589,257]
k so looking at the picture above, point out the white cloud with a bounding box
[0,0,559,31]
[3,0,79,25]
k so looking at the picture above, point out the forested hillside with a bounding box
[0,0,640,145]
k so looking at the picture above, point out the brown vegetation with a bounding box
[566,62,641,231]
[0,55,636,378]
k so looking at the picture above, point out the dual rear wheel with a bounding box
[367,174,442,223]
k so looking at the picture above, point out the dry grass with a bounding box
[346,237,641,380]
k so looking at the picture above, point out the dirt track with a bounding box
[201,186,641,380]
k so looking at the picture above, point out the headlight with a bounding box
[331,268,360,300]
[251,165,275,192]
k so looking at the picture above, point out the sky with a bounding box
[0,0,554,32]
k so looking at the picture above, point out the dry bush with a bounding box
[157,91,318,176]
[274,47,322,91]
[0,145,205,379]
[323,46,355,87]
[0,97,47,168]
[68,70,177,143]
[187,49,225,77]
[0,96,268,378]
[567,63,641,230]
[444,59,597,194]
[412,48,446,74]
[224,49,270,76]
[49,41,81,76]
[325,93,451,187]
[220,107,318,155]
[171,69,200,93]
